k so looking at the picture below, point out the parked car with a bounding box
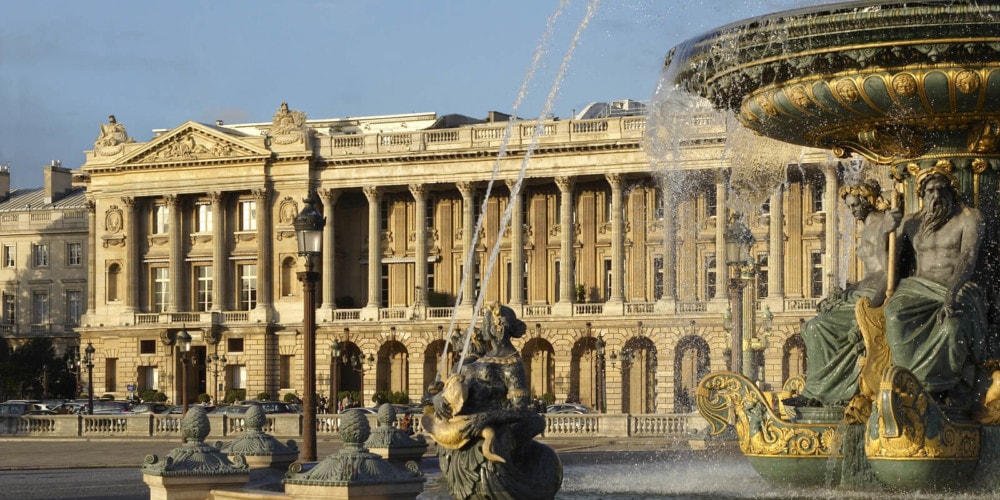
[167,403,215,414]
[209,405,250,415]
[545,403,594,414]
[256,401,296,414]
[0,401,37,416]
[91,401,131,414]
[130,403,171,414]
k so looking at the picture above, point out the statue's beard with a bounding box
[920,195,955,235]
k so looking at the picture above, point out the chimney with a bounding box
[44,160,72,204]
[0,164,9,202]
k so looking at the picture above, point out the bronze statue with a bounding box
[422,302,562,499]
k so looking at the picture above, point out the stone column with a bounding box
[556,176,574,306]
[409,184,428,307]
[252,188,273,318]
[714,177,729,300]
[210,192,226,312]
[506,179,524,306]
[122,196,138,313]
[363,186,382,313]
[661,186,677,301]
[823,165,839,296]
[456,181,476,308]
[166,195,183,312]
[318,188,340,313]
[768,185,785,299]
[606,174,625,304]
[85,199,97,318]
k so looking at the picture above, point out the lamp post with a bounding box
[595,335,606,413]
[67,349,81,400]
[330,339,342,412]
[84,343,95,415]
[748,305,773,387]
[724,217,756,380]
[209,353,227,405]
[177,326,192,414]
[295,194,325,462]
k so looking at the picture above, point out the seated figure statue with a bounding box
[883,166,988,407]
[786,181,894,407]
[422,302,562,499]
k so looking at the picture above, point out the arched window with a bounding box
[281,257,296,297]
[107,263,121,302]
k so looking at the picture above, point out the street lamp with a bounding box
[330,339,342,413]
[749,305,774,386]
[724,217,756,379]
[595,335,606,414]
[295,193,325,462]
[209,353,227,405]
[177,326,192,414]
[84,343,95,415]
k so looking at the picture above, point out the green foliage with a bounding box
[0,337,76,401]
[575,284,587,302]
[196,393,211,404]
[337,390,360,406]
[224,388,246,404]
[542,392,556,405]
[256,391,271,401]
[282,392,298,402]
[372,390,410,405]
[139,390,167,402]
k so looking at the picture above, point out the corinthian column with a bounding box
[661,185,677,301]
[122,196,138,313]
[363,186,381,310]
[210,192,226,312]
[823,165,839,296]
[456,181,476,307]
[768,185,785,299]
[409,184,428,307]
[318,188,340,311]
[166,195,183,312]
[714,177,728,300]
[606,174,625,304]
[555,176,574,305]
[252,188,273,316]
[506,179,524,306]
[85,199,97,318]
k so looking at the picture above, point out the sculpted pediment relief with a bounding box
[116,121,271,165]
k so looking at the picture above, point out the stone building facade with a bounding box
[68,101,877,413]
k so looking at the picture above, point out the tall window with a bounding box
[380,199,389,230]
[66,290,82,325]
[554,260,561,302]
[105,358,117,392]
[32,291,49,324]
[3,245,14,268]
[604,258,613,300]
[195,203,213,233]
[239,264,257,310]
[811,178,826,213]
[654,189,665,220]
[279,355,293,389]
[811,251,825,297]
[67,242,82,267]
[604,190,613,223]
[705,254,717,300]
[152,267,169,312]
[239,200,257,231]
[757,253,769,298]
[195,266,213,311]
[153,204,169,234]
[427,263,436,294]
[229,365,247,390]
[653,256,664,300]
[706,188,718,217]
[522,261,529,302]
[138,366,158,392]
[505,261,512,303]
[425,198,435,228]
[3,293,15,323]
[380,264,389,308]
[32,244,48,268]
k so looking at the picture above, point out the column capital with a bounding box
[85,198,96,213]
[408,184,426,200]
[362,185,380,202]
[555,176,575,192]
[208,191,224,205]
[121,196,135,209]
[317,188,341,204]
[456,181,475,198]
[164,194,179,208]
[605,173,622,188]
[251,188,269,204]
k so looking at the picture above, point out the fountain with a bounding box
[651,0,1000,492]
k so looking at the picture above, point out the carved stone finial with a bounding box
[140,406,249,477]
[220,402,298,467]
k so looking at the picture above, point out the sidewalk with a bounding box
[0,435,681,471]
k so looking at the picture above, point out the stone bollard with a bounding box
[363,404,428,464]
[141,406,250,500]
[283,409,425,499]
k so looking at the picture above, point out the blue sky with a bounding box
[1,0,832,189]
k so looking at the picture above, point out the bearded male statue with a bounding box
[884,166,988,408]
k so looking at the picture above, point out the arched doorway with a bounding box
[376,339,408,396]
[618,336,656,414]
[423,338,454,392]
[331,341,365,407]
[570,336,601,409]
[521,337,555,403]
[673,335,710,413]
[782,333,807,385]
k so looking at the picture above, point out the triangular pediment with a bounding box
[114,121,272,166]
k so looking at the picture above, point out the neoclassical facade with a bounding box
[69,101,878,413]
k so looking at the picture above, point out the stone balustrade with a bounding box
[0,412,704,440]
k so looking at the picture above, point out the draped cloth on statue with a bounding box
[884,276,988,394]
[801,285,874,405]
